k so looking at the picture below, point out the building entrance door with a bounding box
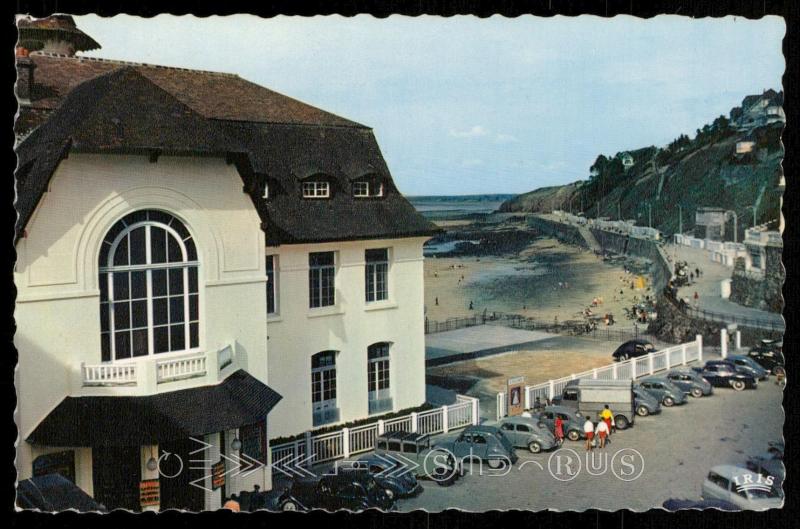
[159,438,205,511]
[92,446,141,511]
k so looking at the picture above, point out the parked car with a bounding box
[695,360,758,390]
[701,465,782,510]
[612,339,656,361]
[632,387,662,416]
[492,415,557,453]
[636,377,688,407]
[529,405,585,441]
[662,498,741,511]
[555,379,636,429]
[747,340,785,376]
[724,354,769,381]
[665,368,713,398]
[435,425,518,469]
[342,454,423,498]
[278,472,395,511]
[375,431,459,486]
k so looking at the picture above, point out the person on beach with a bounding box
[469,300,474,310]
[693,291,700,308]
[595,417,610,448]
[435,297,439,306]
[554,415,565,445]
[600,405,613,434]
[583,416,595,451]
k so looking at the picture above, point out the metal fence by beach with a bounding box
[424,311,647,342]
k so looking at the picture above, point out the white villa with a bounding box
[14,16,437,511]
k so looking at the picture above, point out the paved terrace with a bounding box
[663,243,784,329]
[426,325,559,366]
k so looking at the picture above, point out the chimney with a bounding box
[15,49,35,103]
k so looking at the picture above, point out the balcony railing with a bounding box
[78,344,240,395]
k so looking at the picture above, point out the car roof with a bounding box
[499,416,538,425]
[466,425,500,433]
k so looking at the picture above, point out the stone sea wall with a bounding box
[527,217,588,248]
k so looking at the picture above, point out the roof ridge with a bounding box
[31,51,239,78]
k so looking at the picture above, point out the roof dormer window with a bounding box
[303,181,330,198]
[353,180,384,198]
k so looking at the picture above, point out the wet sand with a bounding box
[424,238,654,326]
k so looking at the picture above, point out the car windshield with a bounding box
[495,431,513,450]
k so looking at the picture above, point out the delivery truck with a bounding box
[553,379,636,429]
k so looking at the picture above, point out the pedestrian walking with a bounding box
[583,416,595,451]
[469,300,474,310]
[435,297,439,306]
[600,404,613,434]
[693,291,700,308]
[223,495,241,512]
[595,417,610,448]
[695,267,700,278]
[555,415,565,446]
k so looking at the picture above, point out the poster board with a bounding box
[211,459,226,490]
[507,376,526,416]
[139,479,160,508]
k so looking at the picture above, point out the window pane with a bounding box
[99,273,108,301]
[170,297,185,323]
[309,252,334,267]
[152,269,167,296]
[99,241,111,268]
[167,234,183,263]
[113,272,129,300]
[113,235,129,266]
[114,302,130,330]
[153,298,168,326]
[170,324,185,351]
[132,329,149,357]
[154,327,169,353]
[114,332,131,360]
[101,333,110,362]
[169,268,184,295]
[100,302,109,332]
[151,227,167,264]
[131,271,147,299]
[185,238,197,262]
[172,219,190,242]
[189,294,199,321]
[188,267,198,293]
[190,322,199,348]
[129,227,147,265]
[365,248,388,262]
[131,300,148,328]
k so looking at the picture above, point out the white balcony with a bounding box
[76,344,241,396]
[745,229,782,248]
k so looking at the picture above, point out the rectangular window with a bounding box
[302,181,330,198]
[365,248,389,302]
[266,255,277,314]
[749,248,763,269]
[309,252,335,308]
[368,343,391,414]
[353,181,383,198]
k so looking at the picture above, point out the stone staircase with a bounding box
[577,225,603,253]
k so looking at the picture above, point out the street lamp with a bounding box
[746,205,757,228]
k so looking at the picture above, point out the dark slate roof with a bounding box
[17,15,101,53]
[15,55,440,244]
[27,370,282,447]
[17,474,105,512]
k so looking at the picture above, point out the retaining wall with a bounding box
[527,217,588,248]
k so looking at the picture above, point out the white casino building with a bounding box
[14,16,437,511]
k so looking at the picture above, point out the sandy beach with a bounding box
[424,237,654,327]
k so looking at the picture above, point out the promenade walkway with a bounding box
[663,243,784,330]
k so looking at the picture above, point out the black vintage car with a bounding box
[694,360,758,391]
[278,471,394,512]
[748,340,785,376]
[612,339,656,361]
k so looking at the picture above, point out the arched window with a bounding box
[98,210,200,361]
[367,342,392,414]
[311,351,339,425]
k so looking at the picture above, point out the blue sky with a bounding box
[75,15,785,196]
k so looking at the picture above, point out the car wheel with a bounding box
[614,415,629,430]
[663,396,675,407]
[731,380,746,391]
[528,441,542,454]
[691,387,704,398]
[622,354,630,361]
[567,430,581,441]
[773,366,786,377]
[487,458,506,470]
[281,500,299,512]
[636,405,650,417]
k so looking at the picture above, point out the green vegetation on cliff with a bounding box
[500,109,784,241]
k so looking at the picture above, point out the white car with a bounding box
[701,465,783,510]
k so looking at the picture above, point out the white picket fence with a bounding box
[496,336,704,420]
[271,394,480,466]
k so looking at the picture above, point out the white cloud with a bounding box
[495,133,520,144]
[449,125,488,138]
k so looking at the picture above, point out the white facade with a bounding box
[265,237,428,438]
[15,153,272,509]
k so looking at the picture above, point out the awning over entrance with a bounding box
[27,370,282,447]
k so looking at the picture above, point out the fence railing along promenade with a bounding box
[663,286,784,332]
[271,395,480,467]
[425,311,647,342]
[496,336,704,420]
